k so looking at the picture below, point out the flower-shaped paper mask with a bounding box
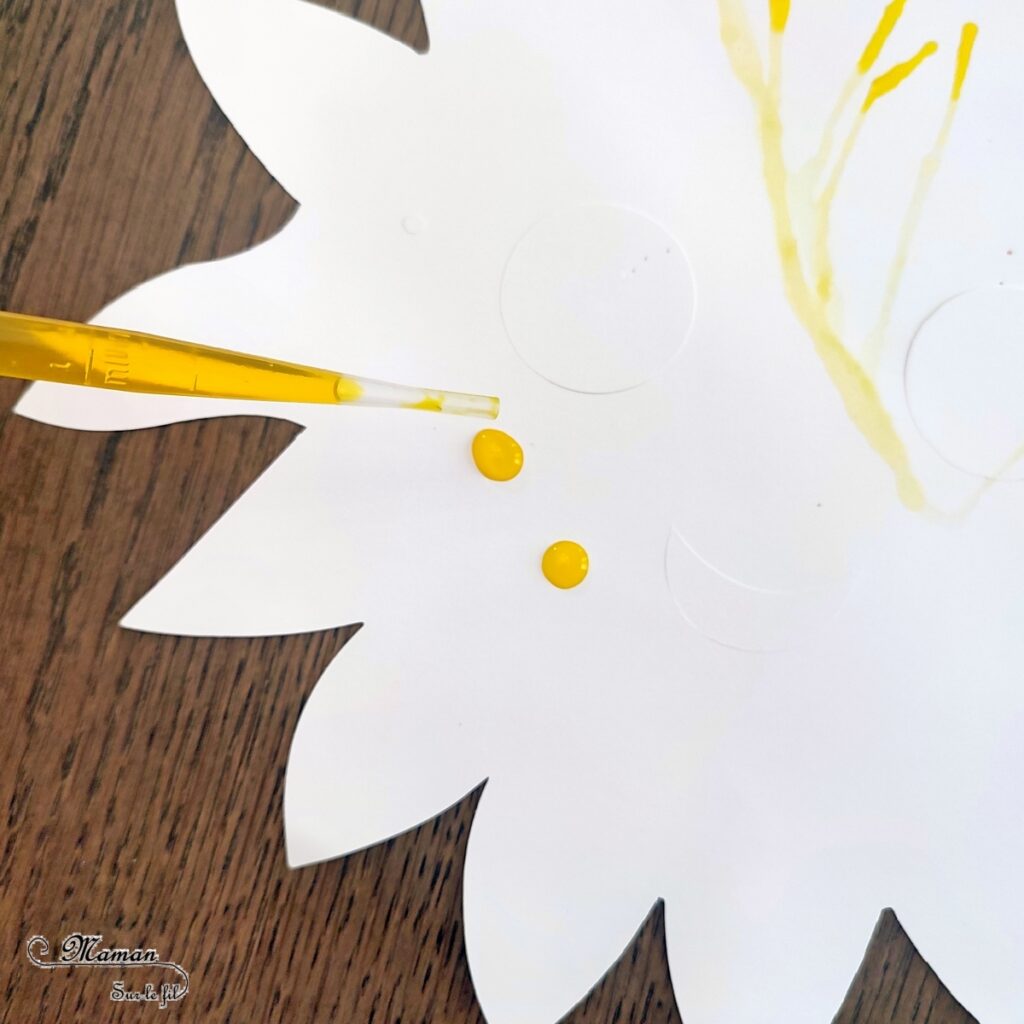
[18,1,1024,1022]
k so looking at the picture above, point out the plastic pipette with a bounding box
[0,310,499,419]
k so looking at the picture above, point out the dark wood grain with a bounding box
[0,399,486,1022]
[0,0,296,330]
[0,2,983,1021]
[562,902,681,1024]
[834,911,978,1024]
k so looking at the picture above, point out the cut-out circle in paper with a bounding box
[500,204,696,393]
[665,527,849,653]
[905,287,1024,481]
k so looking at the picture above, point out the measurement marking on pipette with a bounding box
[102,345,129,386]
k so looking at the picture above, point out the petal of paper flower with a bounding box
[284,621,488,866]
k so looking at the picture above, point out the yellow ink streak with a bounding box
[797,0,911,231]
[864,23,978,371]
[952,21,978,101]
[719,0,764,94]
[719,8,999,515]
[542,541,589,589]
[802,73,858,188]
[716,0,925,509]
[813,41,936,305]
[812,115,863,304]
[769,0,790,34]
[472,428,524,481]
[858,0,910,74]
[951,436,1024,521]
[862,41,938,113]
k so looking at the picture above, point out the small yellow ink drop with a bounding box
[472,429,524,482]
[542,541,589,590]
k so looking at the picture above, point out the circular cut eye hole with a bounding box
[501,204,696,394]
[905,286,1024,481]
[664,527,849,653]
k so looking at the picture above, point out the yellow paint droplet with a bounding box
[542,541,589,590]
[769,0,790,34]
[472,429,524,481]
[951,22,978,102]
[862,41,938,113]
[857,0,909,74]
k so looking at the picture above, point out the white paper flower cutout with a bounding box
[17,1,1024,1023]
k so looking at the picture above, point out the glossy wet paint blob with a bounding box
[541,540,589,589]
[472,428,524,481]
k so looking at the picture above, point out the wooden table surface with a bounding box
[0,2,980,1020]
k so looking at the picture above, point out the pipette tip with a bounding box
[403,391,500,419]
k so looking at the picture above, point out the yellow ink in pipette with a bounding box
[0,309,499,418]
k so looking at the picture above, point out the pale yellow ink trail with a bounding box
[719,0,764,93]
[812,115,862,305]
[794,0,913,305]
[864,23,979,372]
[812,42,937,306]
[953,437,1024,520]
[801,75,858,189]
[717,6,1001,513]
[717,0,926,509]
[801,0,910,198]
